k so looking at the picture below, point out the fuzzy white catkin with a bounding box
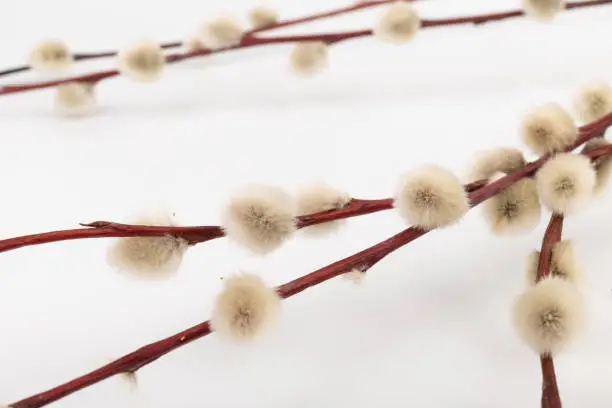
[28,39,73,71]
[536,153,596,214]
[296,183,351,236]
[469,147,526,181]
[107,212,188,280]
[54,82,96,116]
[513,276,585,356]
[521,103,578,155]
[482,173,541,235]
[395,164,469,229]
[573,82,612,124]
[581,138,612,193]
[290,41,328,77]
[374,1,421,44]
[184,36,205,52]
[222,184,297,254]
[522,0,565,22]
[211,274,281,341]
[200,17,243,50]
[249,6,279,29]
[525,240,583,286]
[342,269,366,284]
[118,41,166,82]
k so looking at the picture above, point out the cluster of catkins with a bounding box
[102,80,612,347]
[24,0,569,117]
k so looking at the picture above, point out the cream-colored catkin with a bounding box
[54,82,96,116]
[573,82,612,124]
[535,153,596,214]
[342,268,366,284]
[107,212,188,280]
[184,36,206,52]
[28,39,73,71]
[482,174,541,235]
[522,0,565,22]
[296,183,351,236]
[395,164,469,229]
[249,6,279,29]
[222,184,297,254]
[581,138,612,193]
[525,240,583,286]
[373,1,421,44]
[513,276,585,356]
[118,41,166,82]
[211,273,281,341]
[200,17,243,50]
[290,41,328,77]
[469,147,526,181]
[520,103,578,155]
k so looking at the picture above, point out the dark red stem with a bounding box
[0,180,491,255]
[0,198,394,254]
[540,356,562,408]
[2,0,610,96]
[535,214,564,408]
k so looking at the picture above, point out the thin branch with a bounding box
[1,108,611,255]
[2,0,610,96]
[0,0,407,80]
[535,214,564,408]
[0,198,393,254]
[9,114,612,408]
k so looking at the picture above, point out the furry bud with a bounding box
[522,0,565,22]
[107,212,188,280]
[525,240,583,286]
[573,82,612,124]
[200,17,243,50]
[536,153,596,214]
[296,183,351,236]
[290,41,328,77]
[222,184,296,254]
[581,138,612,193]
[513,276,585,356]
[483,173,541,235]
[28,39,72,71]
[374,2,421,44]
[211,273,281,341]
[184,36,206,52]
[118,41,166,82]
[342,268,366,285]
[249,6,279,29]
[520,103,578,155]
[395,165,469,229]
[469,147,526,181]
[54,82,96,116]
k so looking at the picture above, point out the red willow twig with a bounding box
[0,0,407,79]
[8,112,612,408]
[535,214,564,408]
[2,109,612,254]
[1,0,611,96]
[0,197,394,254]
[0,186,494,254]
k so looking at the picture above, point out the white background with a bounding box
[1,0,612,407]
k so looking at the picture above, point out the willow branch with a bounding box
[0,185,494,254]
[1,108,612,256]
[535,214,564,408]
[2,0,610,96]
[0,0,408,80]
[0,198,394,254]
